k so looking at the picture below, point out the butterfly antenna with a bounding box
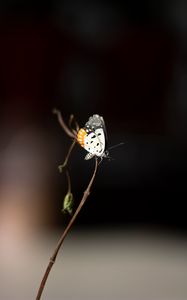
[108,142,125,151]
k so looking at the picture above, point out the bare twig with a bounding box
[58,140,76,172]
[35,158,98,300]
[35,110,99,300]
[68,114,79,132]
[53,108,77,139]
[66,170,71,194]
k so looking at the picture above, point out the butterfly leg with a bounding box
[84,153,95,160]
[98,157,103,165]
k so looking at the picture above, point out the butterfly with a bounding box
[77,114,109,160]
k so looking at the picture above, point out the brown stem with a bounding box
[66,170,71,194]
[58,140,76,172]
[35,158,99,300]
[68,114,79,132]
[53,108,77,139]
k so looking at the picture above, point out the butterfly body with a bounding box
[77,114,109,160]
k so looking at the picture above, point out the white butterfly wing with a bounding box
[95,128,105,153]
[84,129,105,157]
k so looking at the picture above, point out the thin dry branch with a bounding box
[35,110,99,300]
[58,139,76,172]
[36,158,98,300]
[66,170,71,194]
[53,108,77,139]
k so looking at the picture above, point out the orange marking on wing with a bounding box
[77,128,87,147]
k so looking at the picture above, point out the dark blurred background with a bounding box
[0,0,187,232]
[0,0,187,229]
[1,1,187,300]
